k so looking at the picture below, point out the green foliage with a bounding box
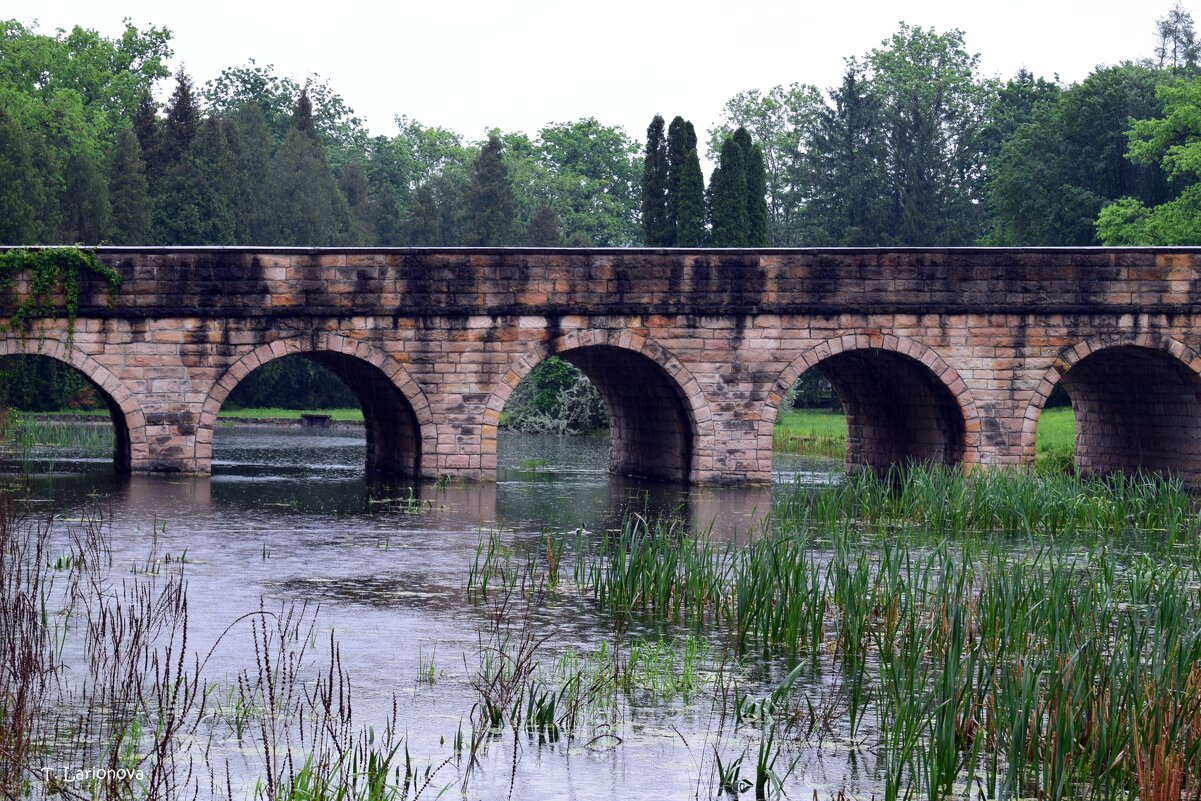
[1156,2,1200,74]
[262,95,355,246]
[675,147,706,247]
[0,104,49,244]
[708,134,749,246]
[202,59,367,165]
[525,204,563,246]
[1097,77,1201,245]
[867,24,996,245]
[531,118,642,246]
[798,66,889,245]
[463,135,516,246]
[502,356,607,434]
[709,83,824,244]
[223,355,357,410]
[745,142,769,246]
[641,115,670,246]
[106,126,151,244]
[988,64,1171,245]
[0,356,101,411]
[0,247,120,341]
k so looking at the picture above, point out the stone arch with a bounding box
[0,335,147,473]
[1020,334,1201,478]
[764,333,980,472]
[199,335,435,479]
[482,329,714,482]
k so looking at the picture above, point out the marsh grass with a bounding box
[505,465,1201,800]
[3,413,113,460]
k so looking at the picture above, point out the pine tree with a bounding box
[106,126,152,244]
[676,147,706,246]
[61,149,111,244]
[162,67,200,166]
[0,106,47,244]
[800,67,890,245]
[263,92,354,245]
[132,89,162,190]
[640,115,670,245]
[708,135,749,246]
[232,103,273,244]
[525,204,563,246]
[463,135,516,246]
[339,162,373,244]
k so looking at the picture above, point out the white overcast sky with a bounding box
[5,0,1173,152]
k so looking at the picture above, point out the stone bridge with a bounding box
[3,246,1201,483]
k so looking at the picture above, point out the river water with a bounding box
[12,425,854,800]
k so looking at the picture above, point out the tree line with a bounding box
[4,7,1201,420]
[6,8,1201,252]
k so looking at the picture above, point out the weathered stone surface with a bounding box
[5,246,1201,482]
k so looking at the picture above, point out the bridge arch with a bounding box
[0,335,147,473]
[1021,334,1201,478]
[764,334,980,472]
[198,335,435,478]
[483,330,714,482]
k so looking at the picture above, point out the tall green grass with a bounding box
[493,466,1201,800]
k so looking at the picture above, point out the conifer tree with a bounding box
[640,115,670,245]
[406,183,443,245]
[263,91,354,245]
[745,142,769,246]
[232,103,273,243]
[0,106,47,244]
[61,149,110,244]
[339,162,373,244]
[162,67,200,166]
[708,135,749,246]
[676,147,706,246]
[665,116,693,245]
[463,134,516,246]
[132,89,162,190]
[106,126,152,244]
[525,204,563,246]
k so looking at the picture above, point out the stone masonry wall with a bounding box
[3,247,1201,482]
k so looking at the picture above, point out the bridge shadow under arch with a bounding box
[199,337,434,479]
[0,336,147,473]
[767,336,976,473]
[485,331,711,482]
[1024,337,1201,479]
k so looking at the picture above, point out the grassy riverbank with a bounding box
[776,406,1077,466]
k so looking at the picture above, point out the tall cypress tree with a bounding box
[708,135,749,246]
[676,147,706,246]
[745,142,769,246]
[106,126,152,244]
[640,115,670,245]
[463,134,516,246]
[665,116,693,245]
